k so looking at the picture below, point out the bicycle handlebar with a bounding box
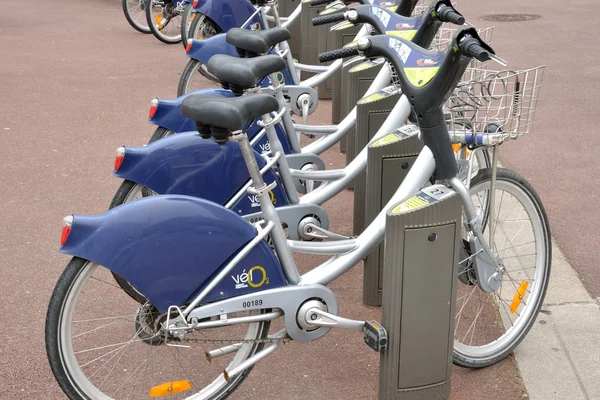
[312,12,346,26]
[458,37,492,62]
[437,5,465,25]
[318,46,360,63]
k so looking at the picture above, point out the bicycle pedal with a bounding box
[363,320,387,352]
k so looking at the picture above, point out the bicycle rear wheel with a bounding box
[179,13,223,86]
[46,257,272,399]
[178,59,218,96]
[146,0,183,44]
[453,168,551,367]
[180,3,195,49]
[122,0,151,33]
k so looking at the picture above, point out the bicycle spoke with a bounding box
[90,275,125,290]
[462,293,491,344]
[81,344,128,371]
[75,337,147,355]
[73,320,120,338]
[455,285,478,336]
[500,253,537,261]
[101,329,145,391]
[492,190,505,239]
[112,351,151,397]
[496,240,536,253]
[126,346,157,400]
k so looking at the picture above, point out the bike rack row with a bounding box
[105,2,546,399]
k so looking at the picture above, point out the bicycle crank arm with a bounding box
[302,308,363,331]
[302,309,388,352]
[299,223,352,241]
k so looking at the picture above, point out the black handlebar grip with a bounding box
[312,12,346,26]
[318,46,360,63]
[438,6,465,25]
[310,0,334,6]
[459,38,491,62]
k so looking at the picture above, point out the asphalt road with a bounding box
[0,0,594,399]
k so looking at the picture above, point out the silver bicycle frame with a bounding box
[299,94,412,205]
[222,88,411,210]
[300,63,393,155]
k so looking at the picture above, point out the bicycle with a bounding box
[46,27,550,399]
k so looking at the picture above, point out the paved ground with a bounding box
[0,0,598,399]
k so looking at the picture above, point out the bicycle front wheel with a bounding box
[453,168,551,367]
[146,0,183,44]
[46,257,272,399]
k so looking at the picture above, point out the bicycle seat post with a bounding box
[232,118,301,284]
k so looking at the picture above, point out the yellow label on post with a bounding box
[349,59,383,73]
[150,381,191,397]
[385,30,417,40]
[404,67,439,87]
[320,7,338,15]
[372,133,401,147]
[358,92,385,105]
[391,193,436,214]
[331,21,354,30]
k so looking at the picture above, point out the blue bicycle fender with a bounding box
[192,0,263,32]
[186,34,239,63]
[114,132,288,209]
[61,195,286,312]
[149,91,293,153]
[150,89,233,133]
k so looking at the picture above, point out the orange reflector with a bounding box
[510,281,529,313]
[154,14,164,29]
[185,41,192,53]
[150,381,191,397]
[196,35,204,40]
[452,144,470,158]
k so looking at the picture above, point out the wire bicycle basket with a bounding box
[445,66,546,140]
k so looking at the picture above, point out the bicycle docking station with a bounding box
[330,25,362,124]
[379,185,461,400]
[351,84,402,195]
[279,0,302,60]
[339,58,386,154]
[320,22,361,100]
[362,127,423,305]
[300,1,345,98]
